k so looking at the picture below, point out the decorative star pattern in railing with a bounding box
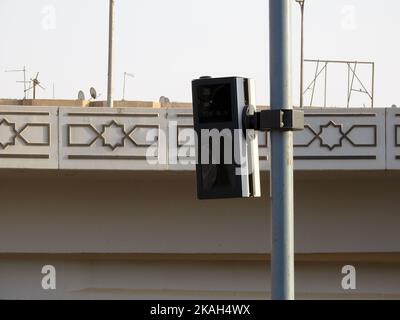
[0,106,398,170]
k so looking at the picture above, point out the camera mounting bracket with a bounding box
[243,107,304,135]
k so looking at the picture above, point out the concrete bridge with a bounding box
[0,101,399,299]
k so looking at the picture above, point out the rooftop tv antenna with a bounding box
[303,59,375,108]
[122,72,135,100]
[25,72,45,99]
[5,65,29,99]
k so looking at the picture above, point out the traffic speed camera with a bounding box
[192,76,261,200]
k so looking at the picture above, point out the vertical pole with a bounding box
[347,64,350,108]
[299,1,305,108]
[107,0,115,108]
[123,72,126,101]
[371,62,375,108]
[23,66,27,100]
[269,0,295,300]
[324,63,328,108]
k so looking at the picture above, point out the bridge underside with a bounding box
[0,170,398,299]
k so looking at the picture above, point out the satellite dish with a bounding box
[159,96,170,103]
[78,90,85,100]
[90,87,97,100]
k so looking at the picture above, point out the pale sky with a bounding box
[0,0,399,107]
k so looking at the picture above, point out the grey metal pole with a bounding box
[371,62,375,108]
[23,66,27,100]
[298,0,305,108]
[107,0,115,108]
[269,0,295,300]
[123,72,126,101]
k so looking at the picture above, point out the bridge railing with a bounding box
[0,106,399,171]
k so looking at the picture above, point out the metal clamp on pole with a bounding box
[243,107,305,134]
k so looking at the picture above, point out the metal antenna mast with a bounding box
[107,0,115,108]
[296,0,305,108]
[25,72,45,100]
[122,72,135,101]
[5,65,28,99]
[303,59,375,108]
